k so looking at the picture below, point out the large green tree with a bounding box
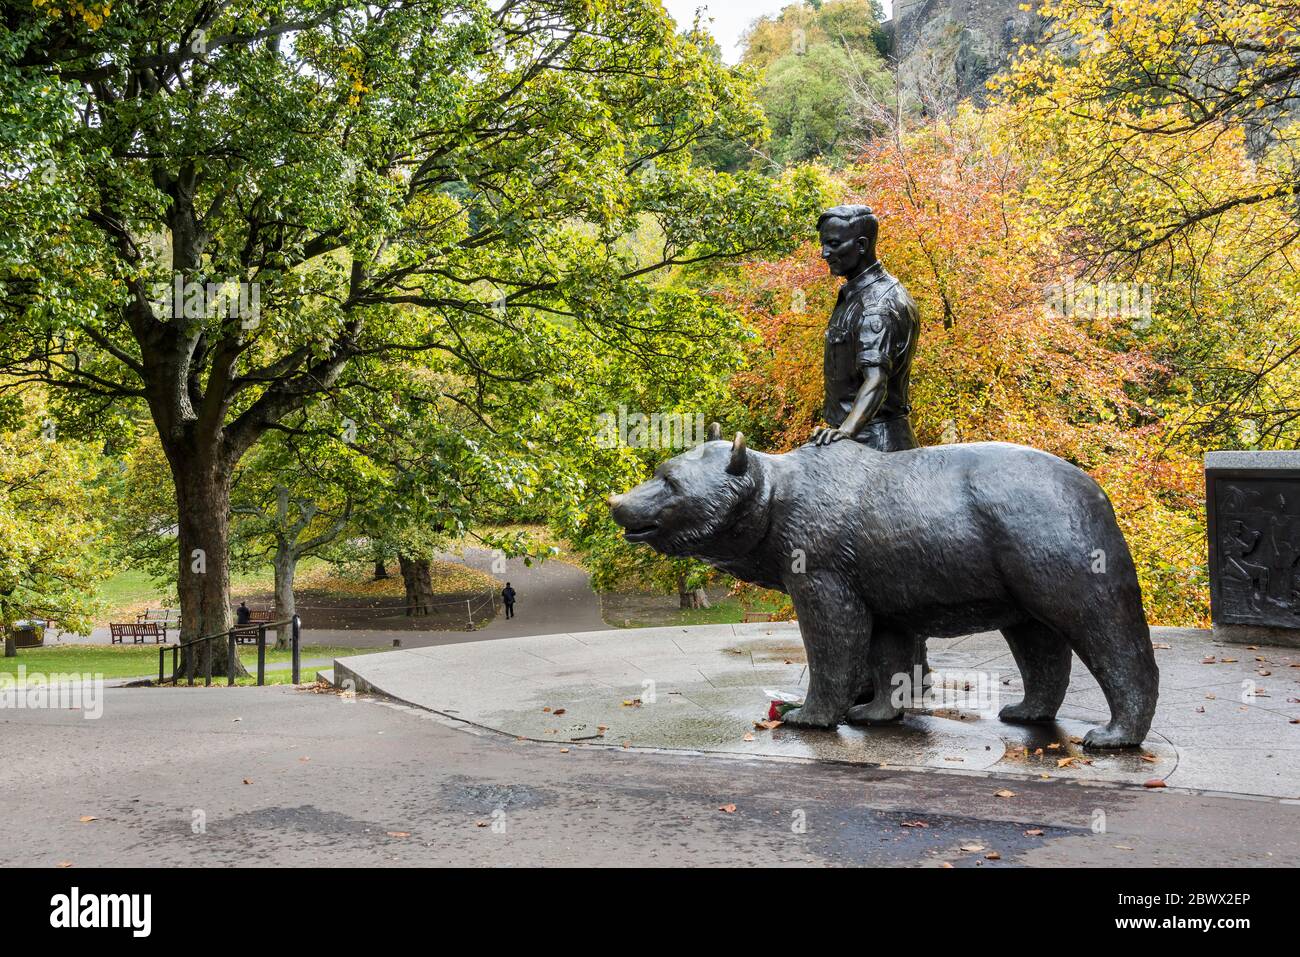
[1,0,820,674]
[0,390,106,650]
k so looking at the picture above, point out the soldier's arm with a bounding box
[815,293,900,445]
[814,367,886,445]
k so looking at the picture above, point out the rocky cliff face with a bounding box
[885,0,1047,110]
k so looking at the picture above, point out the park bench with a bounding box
[741,611,775,623]
[110,622,165,644]
[232,608,274,644]
[136,609,180,633]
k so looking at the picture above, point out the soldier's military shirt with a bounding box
[822,261,920,430]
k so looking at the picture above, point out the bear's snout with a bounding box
[608,485,662,542]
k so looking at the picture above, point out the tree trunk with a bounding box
[170,453,248,680]
[272,545,297,651]
[676,575,711,610]
[373,558,388,580]
[398,553,434,616]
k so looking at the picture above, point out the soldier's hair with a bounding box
[816,204,879,250]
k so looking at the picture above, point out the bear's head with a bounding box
[608,430,765,560]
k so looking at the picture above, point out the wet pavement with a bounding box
[3,682,1295,866]
[332,622,1300,799]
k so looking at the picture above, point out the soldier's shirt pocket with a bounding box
[825,326,857,381]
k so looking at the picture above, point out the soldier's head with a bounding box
[817,204,879,278]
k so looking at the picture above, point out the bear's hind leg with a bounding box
[852,635,928,706]
[846,625,909,725]
[1068,621,1159,749]
[998,620,1072,724]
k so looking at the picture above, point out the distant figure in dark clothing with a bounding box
[236,601,252,626]
[501,583,517,619]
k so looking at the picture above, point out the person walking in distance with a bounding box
[501,582,517,619]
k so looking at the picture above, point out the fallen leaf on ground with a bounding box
[78,816,96,823]
[1024,829,1044,837]
[718,804,737,813]
[242,778,253,785]
[475,821,488,828]
[960,844,985,852]
[994,789,1016,798]
[1057,757,1078,768]
[553,708,566,716]
[1152,643,1171,650]
[985,851,1001,860]
[387,831,410,838]
[57,862,73,868]
[753,719,782,730]
[901,820,929,828]
[559,748,570,753]
[621,699,641,708]
[1143,779,1167,788]
[742,732,755,742]
[1140,754,1158,763]
[1201,656,1216,664]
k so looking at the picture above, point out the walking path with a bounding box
[51,548,607,649]
[300,548,606,648]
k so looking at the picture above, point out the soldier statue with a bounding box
[810,204,920,451]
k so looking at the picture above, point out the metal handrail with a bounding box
[158,615,301,687]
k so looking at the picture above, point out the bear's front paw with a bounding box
[846,700,903,725]
[1082,723,1143,750]
[780,705,841,729]
[998,701,1058,725]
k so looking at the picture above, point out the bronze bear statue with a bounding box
[608,432,1159,749]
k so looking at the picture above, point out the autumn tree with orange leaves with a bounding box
[725,109,1208,624]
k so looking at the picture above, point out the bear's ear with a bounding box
[706,421,722,442]
[726,432,748,475]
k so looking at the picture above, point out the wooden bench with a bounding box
[136,609,180,633]
[110,622,165,644]
[741,611,775,623]
[233,609,274,644]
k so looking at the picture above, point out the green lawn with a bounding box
[614,593,789,628]
[95,558,334,624]
[0,644,381,682]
